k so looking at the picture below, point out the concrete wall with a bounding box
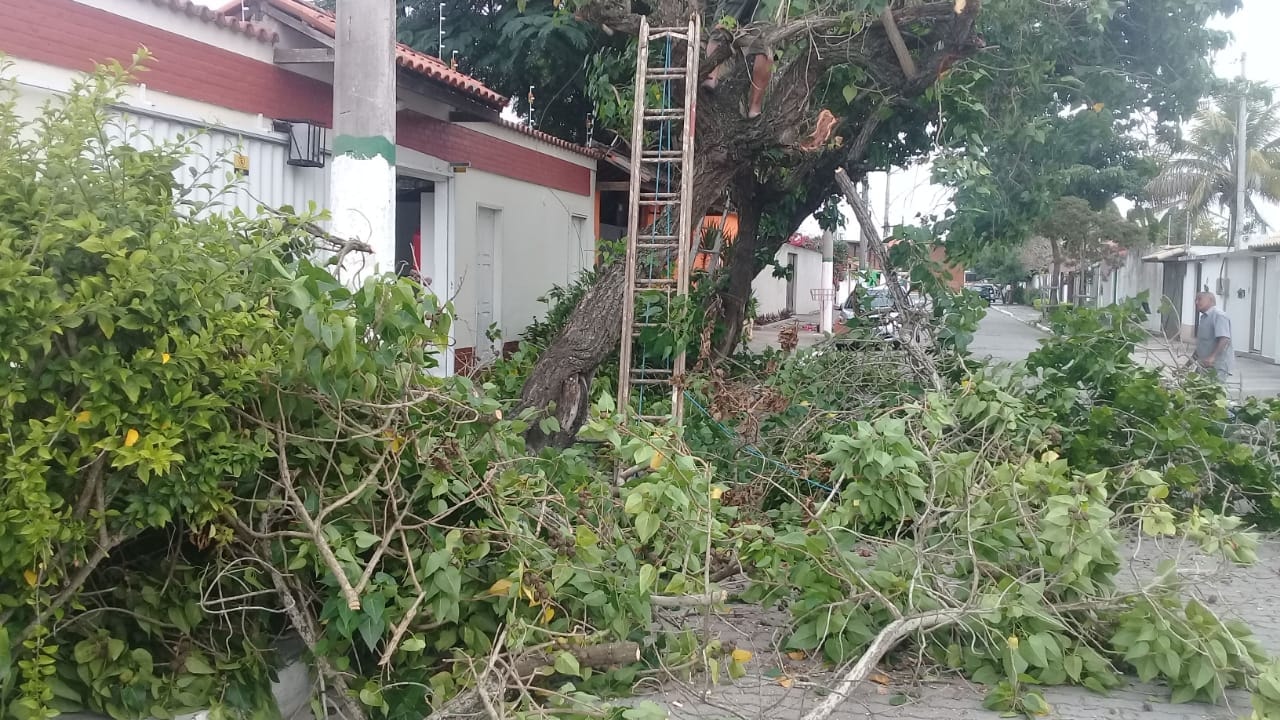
[1098,251,1165,334]
[752,245,824,317]
[449,170,595,356]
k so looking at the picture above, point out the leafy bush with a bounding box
[0,63,730,720]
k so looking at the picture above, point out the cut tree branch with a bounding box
[799,609,967,720]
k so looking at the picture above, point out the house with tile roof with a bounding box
[0,0,602,375]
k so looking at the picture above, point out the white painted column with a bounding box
[820,229,834,334]
[331,0,397,283]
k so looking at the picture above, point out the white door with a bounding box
[476,206,500,361]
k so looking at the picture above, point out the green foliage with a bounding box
[0,63,732,720]
[935,0,1238,257]
[1024,299,1280,518]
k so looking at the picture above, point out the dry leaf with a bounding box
[23,569,38,587]
[1092,102,1105,112]
[778,676,794,689]
[730,648,753,663]
[124,428,140,447]
[786,650,807,661]
[542,606,555,623]
[485,578,513,596]
[710,486,724,500]
[870,671,891,686]
[75,410,91,423]
[649,452,665,471]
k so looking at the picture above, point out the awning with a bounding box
[1141,246,1188,262]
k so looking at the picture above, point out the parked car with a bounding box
[966,282,998,304]
[840,287,893,322]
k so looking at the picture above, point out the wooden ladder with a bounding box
[617,14,701,427]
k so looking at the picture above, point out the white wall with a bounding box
[449,170,595,352]
[1099,251,1165,334]
[752,245,824,317]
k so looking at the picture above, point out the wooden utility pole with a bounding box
[331,0,398,281]
[1232,55,1248,249]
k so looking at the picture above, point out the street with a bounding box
[754,305,1280,399]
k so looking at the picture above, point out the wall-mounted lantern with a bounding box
[279,120,325,168]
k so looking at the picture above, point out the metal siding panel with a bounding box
[104,111,330,220]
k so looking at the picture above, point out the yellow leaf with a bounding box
[710,487,724,500]
[124,428,140,448]
[730,648,752,663]
[778,676,794,689]
[390,435,405,452]
[1007,635,1019,650]
[649,452,665,471]
[161,352,171,364]
[521,584,537,606]
[786,650,807,661]
[542,606,555,624]
[485,578,512,596]
[1041,451,1059,464]
[23,569,37,587]
[1092,102,1105,112]
[75,410,91,423]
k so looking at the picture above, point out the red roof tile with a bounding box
[497,118,602,159]
[217,0,596,158]
[140,0,278,43]
[230,0,508,110]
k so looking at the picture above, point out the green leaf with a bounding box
[622,701,667,720]
[623,491,645,515]
[401,637,427,653]
[354,531,380,550]
[635,511,660,543]
[842,84,858,104]
[1064,654,1083,682]
[1022,691,1051,715]
[638,564,657,594]
[1189,657,1215,690]
[185,654,216,675]
[554,651,581,677]
[1170,684,1196,704]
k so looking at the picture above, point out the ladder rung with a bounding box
[643,109,685,121]
[648,31,689,41]
[631,367,674,376]
[629,378,675,386]
[638,234,681,241]
[636,243,678,250]
[636,414,673,423]
[646,69,688,81]
[635,277,677,284]
[639,192,680,200]
[640,151,684,162]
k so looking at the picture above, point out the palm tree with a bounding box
[1147,82,1280,241]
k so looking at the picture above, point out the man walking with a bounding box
[1193,292,1234,381]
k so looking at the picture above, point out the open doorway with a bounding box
[394,172,453,375]
[394,176,435,280]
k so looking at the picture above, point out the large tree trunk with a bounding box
[1048,237,1063,306]
[711,198,765,358]
[517,0,983,449]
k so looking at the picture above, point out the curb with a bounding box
[992,305,1051,334]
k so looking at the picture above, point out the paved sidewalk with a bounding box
[641,539,1280,720]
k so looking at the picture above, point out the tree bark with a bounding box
[712,197,765,358]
